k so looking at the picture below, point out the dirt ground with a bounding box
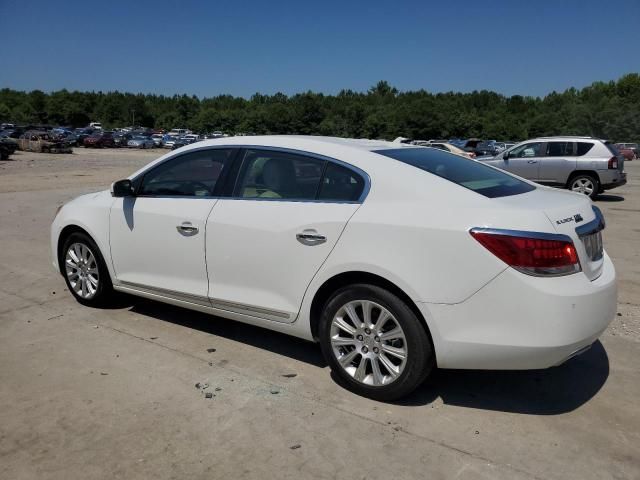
[1,147,639,480]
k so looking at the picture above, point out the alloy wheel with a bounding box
[65,242,99,299]
[571,178,594,195]
[330,300,407,386]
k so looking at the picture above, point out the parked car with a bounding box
[615,146,635,161]
[84,131,115,148]
[89,122,103,130]
[114,133,133,147]
[127,135,155,149]
[426,142,476,159]
[182,133,202,144]
[480,136,626,198]
[615,143,640,160]
[51,136,616,400]
[151,133,164,147]
[162,136,179,149]
[0,137,18,159]
[171,138,190,150]
[17,131,72,153]
[74,128,94,146]
[614,143,637,160]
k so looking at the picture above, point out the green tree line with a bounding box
[1,74,639,142]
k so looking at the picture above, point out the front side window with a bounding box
[375,147,535,198]
[235,149,324,200]
[139,148,234,196]
[510,142,543,158]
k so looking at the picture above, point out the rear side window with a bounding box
[576,142,594,156]
[235,149,324,200]
[318,163,365,202]
[546,141,574,156]
[374,147,535,198]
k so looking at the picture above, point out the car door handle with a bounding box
[296,229,326,246]
[176,222,199,236]
[527,160,538,164]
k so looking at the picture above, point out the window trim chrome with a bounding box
[130,144,371,204]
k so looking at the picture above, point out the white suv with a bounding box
[480,136,627,198]
[51,136,616,400]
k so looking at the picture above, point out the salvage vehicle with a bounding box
[17,131,72,153]
[51,136,617,400]
[480,136,626,199]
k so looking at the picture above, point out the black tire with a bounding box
[318,284,434,401]
[60,232,115,307]
[568,173,599,199]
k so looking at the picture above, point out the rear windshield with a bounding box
[374,147,536,198]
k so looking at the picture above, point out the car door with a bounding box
[205,148,366,323]
[109,147,236,300]
[538,141,577,185]
[497,142,544,180]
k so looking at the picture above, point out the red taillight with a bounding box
[608,156,618,169]
[470,229,581,276]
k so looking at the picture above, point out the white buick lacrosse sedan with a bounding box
[51,136,617,400]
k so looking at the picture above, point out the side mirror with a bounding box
[503,151,510,160]
[111,179,134,197]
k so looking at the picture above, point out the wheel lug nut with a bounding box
[374,336,380,342]
[373,347,379,354]
[362,346,368,353]
[356,334,363,341]
[364,328,371,335]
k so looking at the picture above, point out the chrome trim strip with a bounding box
[469,227,573,243]
[130,144,371,204]
[117,280,291,321]
[118,281,212,307]
[209,298,291,320]
[575,206,605,237]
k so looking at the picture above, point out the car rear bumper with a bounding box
[599,171,627,190]
[421,252,617,370]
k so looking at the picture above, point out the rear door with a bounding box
[205,148,366,323]
[538,141,577,185]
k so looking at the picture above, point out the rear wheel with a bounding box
[569,174,599,199]
[61,232,114,307]
[319,284,434,401]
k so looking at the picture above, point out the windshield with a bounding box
[374,147,536,198]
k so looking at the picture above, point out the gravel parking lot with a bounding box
[1,147,639,480]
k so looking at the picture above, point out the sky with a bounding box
[0,0,638,98]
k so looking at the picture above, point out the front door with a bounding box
[206,149,366,322]
[500,142,544,180]
[109,147,235,300]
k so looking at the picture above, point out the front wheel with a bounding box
[569,174,599,199]
[319,284,434,401]
[61,232,114,307]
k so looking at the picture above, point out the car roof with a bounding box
[179,135,408,152]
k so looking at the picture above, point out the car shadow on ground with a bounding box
[126,296,609,415]
[127,297,327,368]
[397,341,609,414]
[596,194,625,202]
